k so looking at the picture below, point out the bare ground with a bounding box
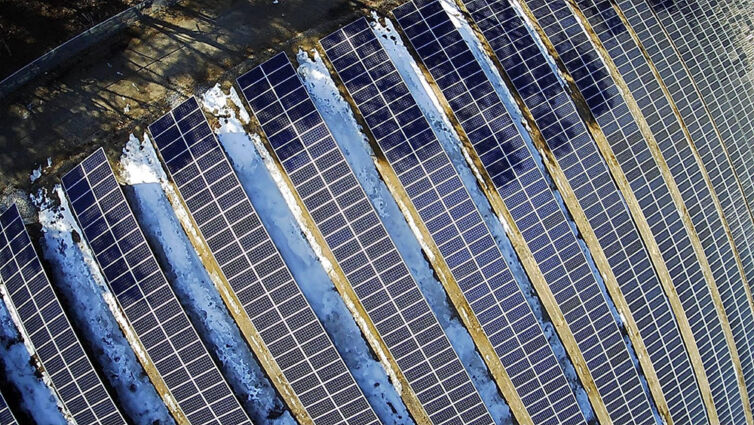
[0,0,402,199]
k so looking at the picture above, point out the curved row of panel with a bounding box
[3,0,754,423]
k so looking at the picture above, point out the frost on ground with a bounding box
[201,86,413,425]
[119,134,295,425]
[296,46,511,424]
[0,298,65,425]
[33,187,174,425]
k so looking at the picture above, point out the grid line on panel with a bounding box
[0,391,17,425]
[326,10,587,425]
[646,0,754,217]
[148,96,379,425]
[358,4,656,424]
[446,0,710,423]
[240,51,494,425]
[568,0,754,418]
[61,149,252,425]
[0,204,127,425]
[611,0,754,412]
[510,0,747,422]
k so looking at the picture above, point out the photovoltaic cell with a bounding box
[0,204,127,425]
[61,150,252,425]
[571,0,754,413]
[239,51,494,425]
[322,12,655,425]
[0,392,17,425]
[615,0,754,402]
[646,0,754,211]
[429,0,705,423]
[316,15,585,424]
[514,0,746,421]
[148,97,380,425]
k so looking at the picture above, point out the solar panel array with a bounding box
[0,204,127,425]
[513,0,747,421]
[0,392,17,425]
[646,0,754,209]
[148,97,380,425]
[445,0,706,423]
[61,149,252,425]
[615,0,754,398]
[334,8,654,425]
[317,10,585,423]
[239,50,494,425]
[571,0,754,411]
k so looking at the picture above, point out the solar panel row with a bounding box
[511,0,747,422]
[62,150,252,425]
[648,0,754,206]
[568,0,754,418]
[0,392,17,425]
[240,49,494,425]
[614,0,754,404]
[148,97,380,425]
[319,9,585,424]
[446,1,707,423]
[0,205,127,425]
[361,5,656,424]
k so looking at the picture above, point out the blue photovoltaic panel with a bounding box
[515,0,747,422]
[409,1,704,424]
[0,392,17,425]
[321,15,656,425]
[0,205,127,425]
[148,98,380,425]
[614,0,754,404]
[572,0,754,411]
[314,14,585,423]
[645,0,754,208]
[238,52,494,425]
[620,0,754,314]
[61,150,252,425]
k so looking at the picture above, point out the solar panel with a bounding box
[311,14,585,424]
[511,0,747,422]
[238,51,494,425]
[415,0,704,423]
[615,0,754,402]
[321,14,655,425]
[0,204,127,425]
[61,149,252,425]
[148,97,380,425]
[0,392,17,425]
[569,0,754,410]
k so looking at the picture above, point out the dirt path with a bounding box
[0,0,400,196]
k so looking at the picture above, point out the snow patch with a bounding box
[33,187,174,425]
[204,84,413,425]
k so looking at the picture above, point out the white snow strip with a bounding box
[202,85,413,425]
[33,187,174,425]
[120,133,296,425]
[0,293,66,425]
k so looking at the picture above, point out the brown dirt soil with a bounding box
[0,0,140,79]
[0,0,401,201]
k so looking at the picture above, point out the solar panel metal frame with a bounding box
[612,0,754,408]
[148,96,380,425]
[61,149,252,425]
[311,12,587,425]
[567,0,754,417]
[0,390,18,425]
[418,1,708,424]
[505,0,752,422]
[646,0,754,212]
[238,50,495,425]
[0,204,127,425]
[321,14,656,425]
